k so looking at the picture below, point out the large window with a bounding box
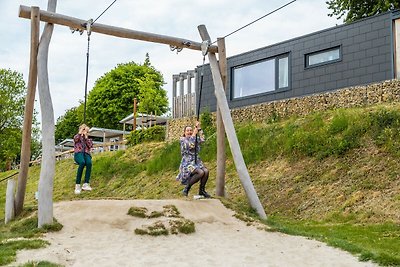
[394,18,400,78]
[306,46,341,67]
[278,56,289,88]
[232,54,289,99]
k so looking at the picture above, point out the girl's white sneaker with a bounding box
[82,183,92,191]
[74,184,81,194]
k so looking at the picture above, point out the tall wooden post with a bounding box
[15,6,40,216]
[198,25,267,219]
[216,37,227,197]
[133,97,137,130]
[37,0,57,227]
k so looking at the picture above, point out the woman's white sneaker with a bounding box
[82,183,92,191]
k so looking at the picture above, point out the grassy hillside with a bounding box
[1,103,400,266]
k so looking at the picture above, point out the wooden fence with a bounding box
[172,70,197,118]
[173,93,196,118]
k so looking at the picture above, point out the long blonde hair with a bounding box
[79,124,88,132]
[79,124,88,131]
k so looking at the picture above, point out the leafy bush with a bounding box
[126,125,165,146]
[368,108,400,156]
[200,111,216,136]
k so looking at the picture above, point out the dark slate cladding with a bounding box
[196,11,394,112]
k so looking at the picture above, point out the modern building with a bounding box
[172,10,400,117]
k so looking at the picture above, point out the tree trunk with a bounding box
[216,37,227,197]
[37,0,57,228]
[5,160,11,171]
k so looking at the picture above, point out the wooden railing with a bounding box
[55,140,128,161]
[6,141,128,170]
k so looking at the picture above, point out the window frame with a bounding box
[305,45,342,68]
[230,53,291,100]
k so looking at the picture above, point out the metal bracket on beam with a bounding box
[201,40,210,56]
[70,27,84,35]
[170,45,183,54]
[81,18,93,36]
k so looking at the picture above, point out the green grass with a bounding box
[267,216,400,266]
[162,205,181,218]
[134,221,169,236]
[0,209,62,266]
[169,219,195,234]
[127,206,148,218]
[18,261,63,267]
[145,141,181,175]
[1,103,400,266]
[0,239,49,266]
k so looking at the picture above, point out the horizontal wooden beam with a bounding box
[19,5,218,53]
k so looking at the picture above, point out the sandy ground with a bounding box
[10,199,377,267]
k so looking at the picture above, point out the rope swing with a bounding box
[82,19,92,124]
[70,0,117,124]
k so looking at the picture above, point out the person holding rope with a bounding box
[176,121,211,198]
[73,124,93,194]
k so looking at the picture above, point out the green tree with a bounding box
[86,58,168,129]
[137,72,168,116]
[0,69,40,171]
[55,106,81,144]
[326,0,400,23]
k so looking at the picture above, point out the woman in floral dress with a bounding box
[176,121,210,198]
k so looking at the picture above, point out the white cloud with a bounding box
[0,0,340,122]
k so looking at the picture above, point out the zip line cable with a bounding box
[0,172,19,183]
[81,0,117,123]
[210,0,297,45]
[193,1,297,161]
[93,0,117,24]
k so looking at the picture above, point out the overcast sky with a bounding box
[0,0,340,122]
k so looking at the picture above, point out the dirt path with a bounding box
[12,199,376,267]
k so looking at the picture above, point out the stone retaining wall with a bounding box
[166,79,400,141]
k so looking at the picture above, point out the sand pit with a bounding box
[11,199,376,267]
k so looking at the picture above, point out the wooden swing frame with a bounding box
[8,2,266,226]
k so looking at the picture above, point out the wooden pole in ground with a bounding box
[133,98,137,130]
[14,6,40,216]
[18,5,218,54]
[198,25,267,219]
[37,0,57,227]
[122,123,126,140]
[216,37,227,197]
[5,179,16,224]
